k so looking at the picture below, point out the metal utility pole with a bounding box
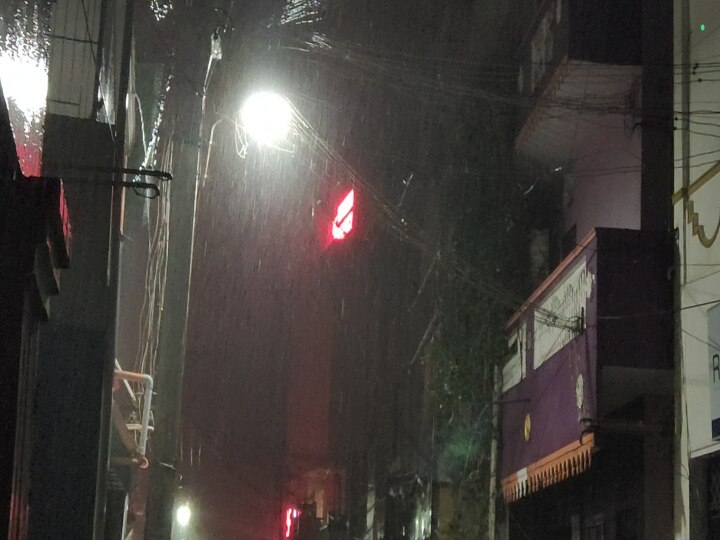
[144,124,200,539]
[145,16,224,537]
[487,365,500,540]
[94,0,134,537]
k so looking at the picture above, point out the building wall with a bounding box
[29,114,115,540]
[0,0,52,177]
[509,435,644,540]
[505,0,674,536]
[564,121,642,242]
[674,0,720,538]
[0,82,43,540]
[46,0,102,119]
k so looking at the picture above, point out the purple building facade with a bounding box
[501,229,672,497]
[501,0,674,538]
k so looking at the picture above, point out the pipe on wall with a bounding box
[113,369,154,457]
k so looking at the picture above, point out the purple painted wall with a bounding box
[501,237,598,480]
[501,228,671,480]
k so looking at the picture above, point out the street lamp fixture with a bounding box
[240,91,293,146]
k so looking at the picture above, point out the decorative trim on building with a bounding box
[672,160,720,248]
[507,229,596,329]
[501,433,594,502]
[672,160,720,205]
[515,56,570,151]
[684,198,720,248]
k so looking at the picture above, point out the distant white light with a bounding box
[176,503,192,528]
[240,91,293,146]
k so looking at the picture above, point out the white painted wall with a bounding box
[675,0,720,537]
[564,113,642,242]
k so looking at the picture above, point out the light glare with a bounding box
[176,503,191,528]
[0,51,48,122]
[241,91,293,146]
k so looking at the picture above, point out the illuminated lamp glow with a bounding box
[0,49,48,176]
[176,503,191,528]
[332,189,355,240]
[0,51,48,122]
[240,91,293,146]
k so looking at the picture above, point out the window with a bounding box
[585,515,604,540]
[561,225,577,259]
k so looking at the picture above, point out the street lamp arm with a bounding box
[203,116,239,183]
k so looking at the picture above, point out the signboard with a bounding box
[534,261,594,368]
[502,247,597,501]
[709,304,720,440]
[331,189,354,241]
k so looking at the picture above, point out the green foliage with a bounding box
[431,271,505,539]
[431,294,501,431]
[430,101,527,538]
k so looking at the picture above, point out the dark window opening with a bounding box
[561,225,577,259]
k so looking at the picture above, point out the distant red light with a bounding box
[284,506,301,538]
[332,189,354,240]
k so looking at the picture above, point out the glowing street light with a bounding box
[240,91,293,146]
[176,503,192,528]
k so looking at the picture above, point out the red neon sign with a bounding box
[332,189,354,240]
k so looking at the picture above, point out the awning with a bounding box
[501,433,594,502]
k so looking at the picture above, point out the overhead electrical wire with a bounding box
[140,5,720,330]
[141,17,720,150]
[288,106,577,329]
[79,0,116,142]
[135,132,174,377]
[682,328,720,354]
[193,6,720,130]
[277,75,720,181]
[251,35,683,328]
[273,18,709,75]
[243,32,720,329]
[269,29,720,134]
[596,298,720,322]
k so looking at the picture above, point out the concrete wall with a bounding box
[29,114,115,540]
[564,121,642,242]
[674,0,720,537]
